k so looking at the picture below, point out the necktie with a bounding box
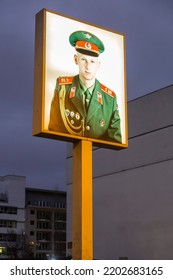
[84,89,91,112]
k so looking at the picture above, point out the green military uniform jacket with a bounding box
[49,75,122,143]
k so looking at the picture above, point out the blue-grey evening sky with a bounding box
[0,0,173,190]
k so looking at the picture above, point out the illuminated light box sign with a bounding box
[33,9,128,149]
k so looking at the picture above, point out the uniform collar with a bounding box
[79,78,95,95]
[69,76,102,121]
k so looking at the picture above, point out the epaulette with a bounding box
[100,83,115,98]
[58,76,74,85]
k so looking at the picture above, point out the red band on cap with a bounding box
[75,41,99,53]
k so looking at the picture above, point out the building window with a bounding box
[37,232,51,242]
[37,211,51,220]
[27,199,66,209]
[54,232,66,242]
[54,212,66,221]
[30,220,35,225]
[30,231,34,236]
[0,220,17,228]
[54,222,66,230]
[35,253,48,259]
[30,210,35,215]
[37,221,51,229]
[0,234,4,240]
[0,206,17,215]
[0,191,8,203]
[0,246,6,255]
[36,242,51,251]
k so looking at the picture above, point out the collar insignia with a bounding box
[97,92,103,105]
[70,87,76,98]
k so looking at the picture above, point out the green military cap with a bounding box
[69,30,105,57]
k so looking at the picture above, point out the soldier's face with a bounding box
[74,53,100,83]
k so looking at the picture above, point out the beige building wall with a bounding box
[66,85,173,259]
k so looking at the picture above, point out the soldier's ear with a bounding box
[74,54,78,65]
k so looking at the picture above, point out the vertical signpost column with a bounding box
[72,139,93,260]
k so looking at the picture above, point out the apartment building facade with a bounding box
[25,188,66,259]
[0,175,25,259]
[0,176,66,259]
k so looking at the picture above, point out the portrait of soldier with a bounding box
[48,30,122,143]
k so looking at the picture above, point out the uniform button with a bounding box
[86,125,90,131]
[75,112,80,120]
[70,111,74,118]
[65,109,70,116]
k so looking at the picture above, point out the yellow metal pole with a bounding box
[72,139,93,260]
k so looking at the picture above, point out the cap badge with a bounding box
[84,33,92,39]
[85,42,91,49]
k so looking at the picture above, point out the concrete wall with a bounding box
[66,85,173,259]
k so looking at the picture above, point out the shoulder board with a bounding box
[100,83,115,98]
[58,76,74,85]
